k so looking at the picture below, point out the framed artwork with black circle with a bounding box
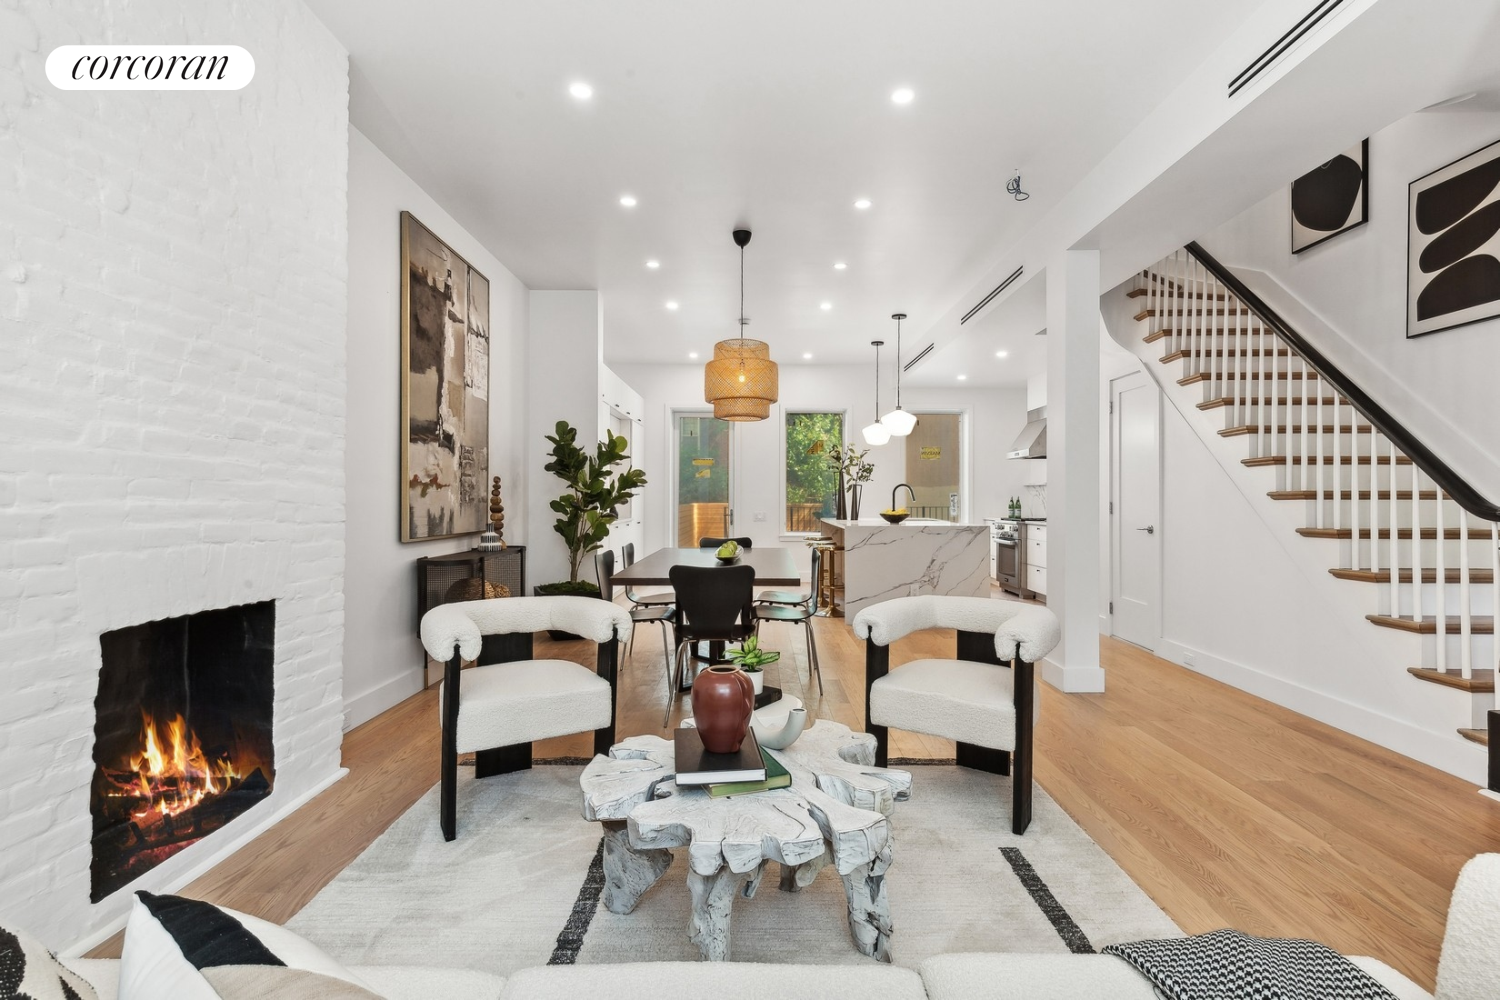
[1408,137,1500,338]
[1291,139,1368,254]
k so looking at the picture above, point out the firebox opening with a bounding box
[91,600,276,903]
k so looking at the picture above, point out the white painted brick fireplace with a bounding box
[0,1,350,947]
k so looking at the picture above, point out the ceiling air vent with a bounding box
[1228,0,1348,98]
[960,265,1024,325]
[903,343,935,373]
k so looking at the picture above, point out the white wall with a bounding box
[1203,109,1500,506]
[0,0,349,946]
[343,127,529,728]
[525,292,603,588]
[612,363,1030,564]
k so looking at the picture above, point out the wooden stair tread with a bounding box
[1299,527,1476,540]
[1165,348,1290,362]
[1459,728,1489,746]
[1131,278,1229,300]
[1181,372,1319,386]
[1244,455,1411,467]
[1136,308,1253,321]
[1332,567,1494,584]
[1223,424,1372,437]
[1199,396,1347,409]
[1365,614,1495,634]
[1408,667,1496,693]
[1267,489,1445,501]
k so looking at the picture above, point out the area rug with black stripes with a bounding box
[285,761,1179,975]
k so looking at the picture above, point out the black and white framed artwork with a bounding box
[1408,138,1500,338]
[1291,139,1368,253]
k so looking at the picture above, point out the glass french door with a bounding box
[673,411,733,546]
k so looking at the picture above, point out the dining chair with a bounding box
[596,550,674,686]
[697,536,753,550]
[753,546,823,694]
[756,544,819,606]
[620,542,674,609]
[664,563,755,725]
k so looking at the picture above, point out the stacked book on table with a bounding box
[673,727,790,797]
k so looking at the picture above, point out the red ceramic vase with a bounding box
[691,665,755,754]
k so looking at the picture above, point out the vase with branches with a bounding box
[827,441,875,519]
[539,420,647,593]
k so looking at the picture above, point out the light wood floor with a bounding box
[90,616,1500,989]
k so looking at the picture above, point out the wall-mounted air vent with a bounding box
[1228,0,1348,98]
[903,343,934,373]
[960,265,1024,325]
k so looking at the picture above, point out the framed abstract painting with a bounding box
[400,211,490,541]
[1291,139,1368,254]
[1408,138,1500,338]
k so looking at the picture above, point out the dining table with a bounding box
[610,546,804,693]
[607,545,801,602]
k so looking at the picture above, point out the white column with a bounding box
[526,290,605,589]
[1043,250,1106,692]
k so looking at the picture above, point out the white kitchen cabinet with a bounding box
[1026,525,1046,597]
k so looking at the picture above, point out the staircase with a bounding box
[1125,245,1500,771]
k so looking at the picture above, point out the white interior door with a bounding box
[1111,371,1161,650]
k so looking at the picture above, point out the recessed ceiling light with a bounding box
[688,351,699,359]
[854,198,872,210]
[820,302,832,311]
[957,374,967,381]
[619,194,637,207]
[645,259,660,269]
[803,352,813,360]
[833,262,847,270]
[665,300,679,310]
[995,350,1009,358]
[569,81,593,100]
[891,87,914,105]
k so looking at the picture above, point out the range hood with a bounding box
[1006,406,1046,459]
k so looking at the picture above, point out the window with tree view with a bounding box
[785,411,844,533]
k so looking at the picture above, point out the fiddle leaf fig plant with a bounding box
[725,634,780,673]
[543,420,647,585]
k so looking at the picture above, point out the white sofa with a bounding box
[56,851,1500,999]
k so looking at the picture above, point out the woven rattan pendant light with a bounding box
[704,229,778,421]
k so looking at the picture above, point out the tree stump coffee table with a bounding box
[579,720,913,962]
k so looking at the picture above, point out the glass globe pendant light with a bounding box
[704,229,778,421]
[880,312,917,437]
[861,340,891,445]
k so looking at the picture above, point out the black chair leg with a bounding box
[475,743,532,777]
[956,742,1011,775]
[1012,659,1036,835]
[440,652,461,842]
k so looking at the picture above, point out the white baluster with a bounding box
[1333,396,1343,548]
[1411,465,1423,627]
[1371,430,1381,576]
[1352,420,1363,571]
[1389,441,1400,617]
[1459,504,1472,679]
[1491,521,1498,696]
[1435,494,1447,673]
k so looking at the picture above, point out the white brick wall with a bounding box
[0,1,349,945]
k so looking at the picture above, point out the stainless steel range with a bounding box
[986,518,1031,599]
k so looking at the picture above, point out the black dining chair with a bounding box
[665,563,755,725]
[596,550,675,691]
[756,544,819,607]
[753,546,823,694]
[698,536,753,550]
[621,542,674,609]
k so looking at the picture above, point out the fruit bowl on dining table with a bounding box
[715,540,741,563]
[880,508,910,524]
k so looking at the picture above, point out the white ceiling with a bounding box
[306,0,1257,367]
[902,273,1046,388]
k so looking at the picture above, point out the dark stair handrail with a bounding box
[1186,241,1500,522]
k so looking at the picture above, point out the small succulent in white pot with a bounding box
[725,635,779,695]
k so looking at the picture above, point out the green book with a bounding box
[707,748,791,797]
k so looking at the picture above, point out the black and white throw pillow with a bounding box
[118,892,380,999]
[0,925,96,1000]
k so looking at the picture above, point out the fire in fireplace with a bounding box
[91,601,276,903]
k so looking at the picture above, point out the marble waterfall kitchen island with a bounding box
[821,518,990,618]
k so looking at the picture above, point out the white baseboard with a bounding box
[63,766,349,957]
[1040,655,1106,693]
[1155,638,1488,787]
[344,669,424,730]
